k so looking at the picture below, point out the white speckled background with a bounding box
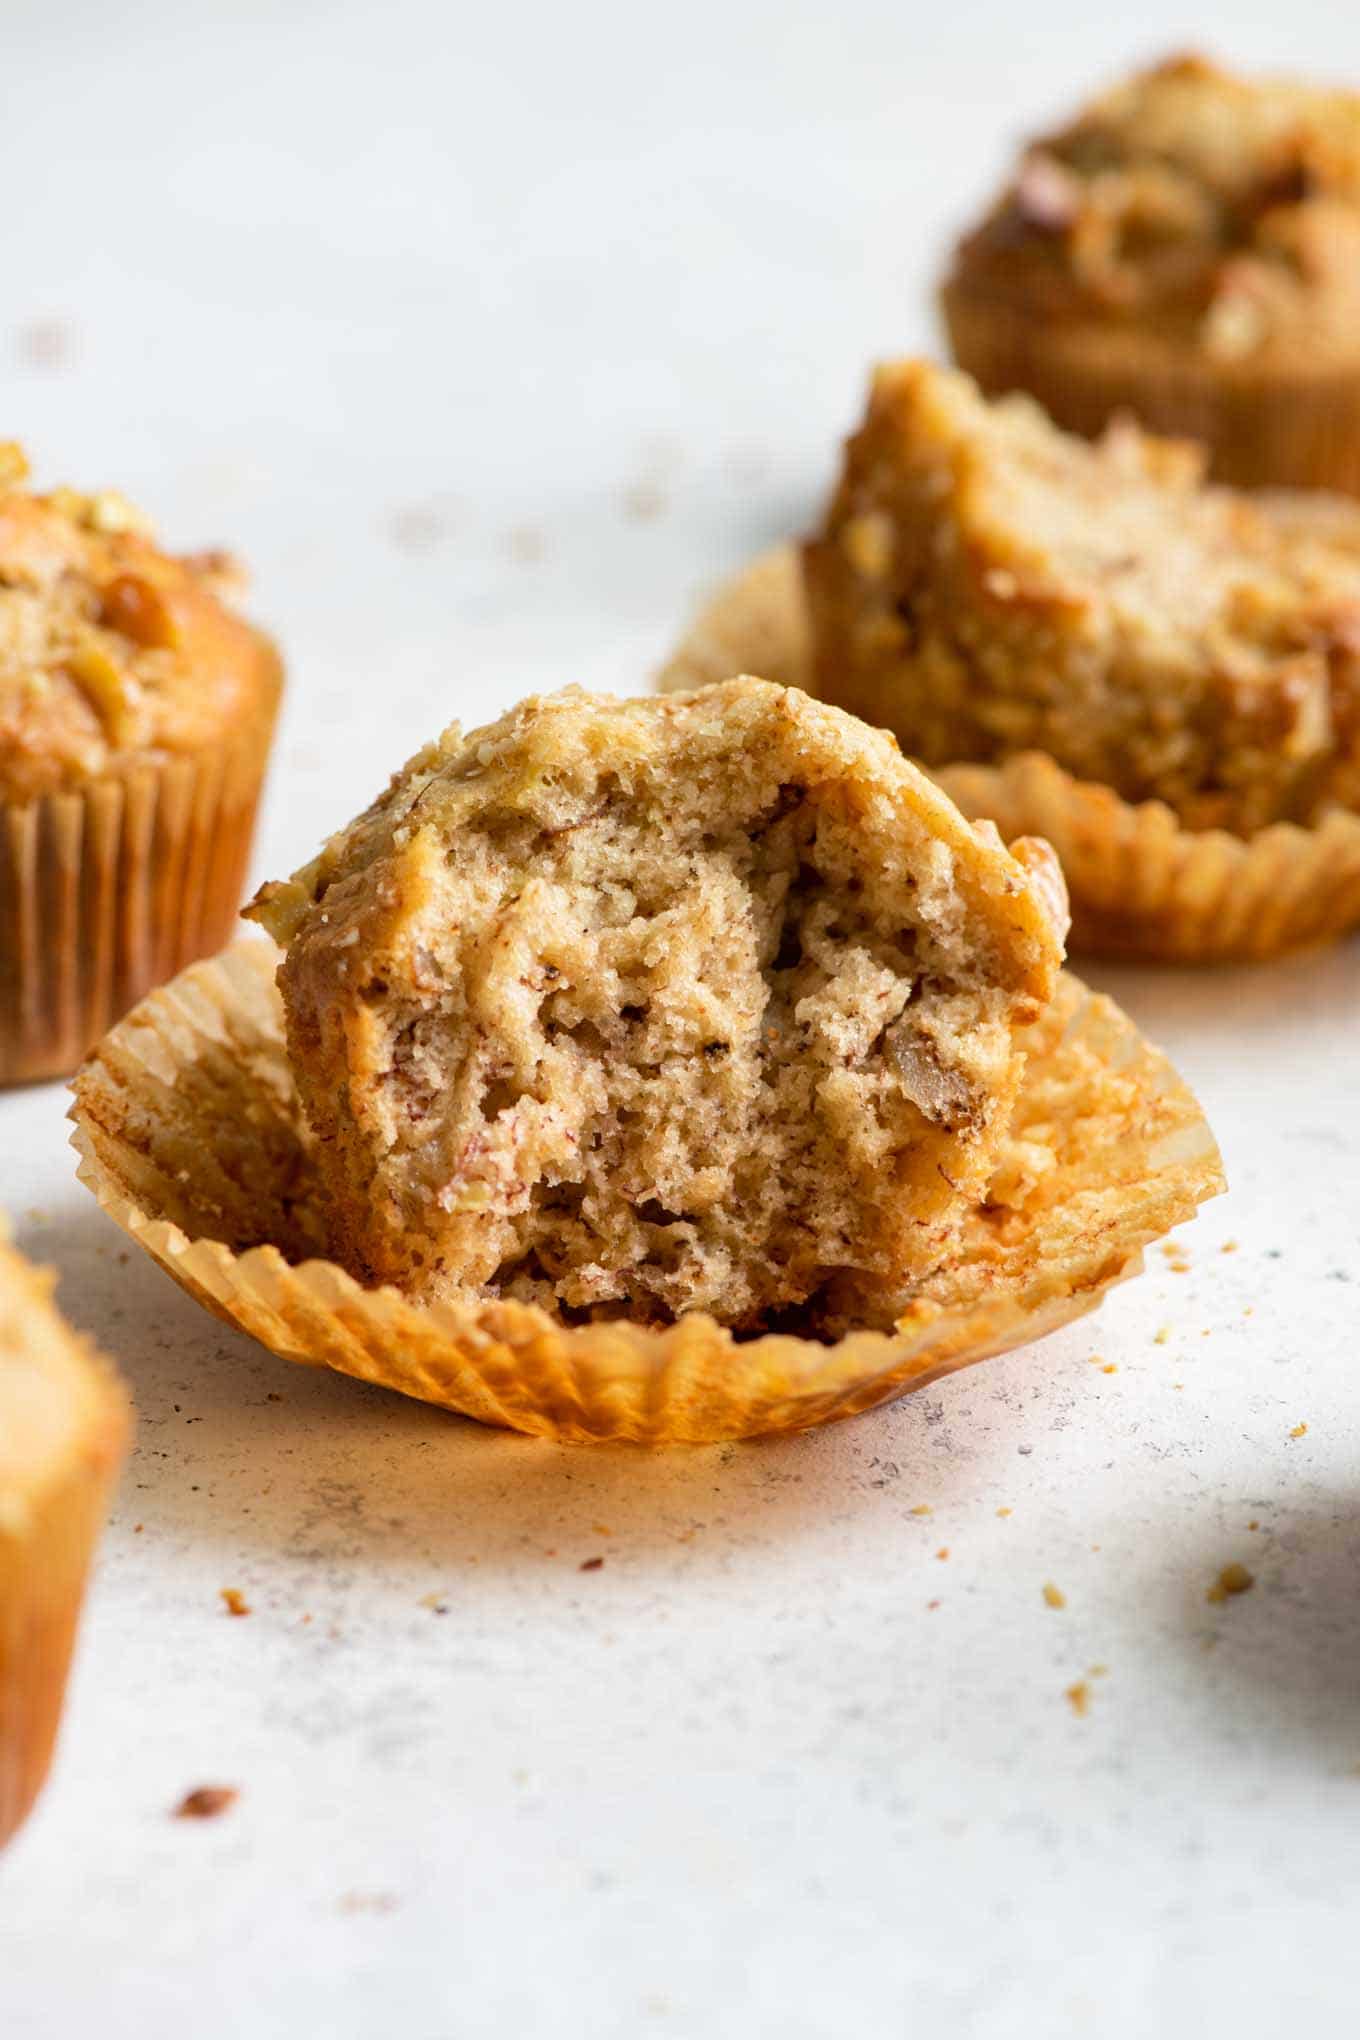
[3,4,1360,2034]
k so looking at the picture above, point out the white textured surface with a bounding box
[4,5,1360,2035]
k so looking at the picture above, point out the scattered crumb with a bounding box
[220,1588,250,1618]
[1065,1682,1091,1718]
[579,1556,605,1573]
[1154,1326,1170,1345]
[1206,1562,1255,1605]
[387,502,452,555]
[1088,1354,1104,1367]
[505,525,546,563]
[995,1507,1012,1519]
[621,481,666,522]
[14,316,75,370]
[133,1523,144,1533]
[909,1504,932,1517]
[935,1547,950,1561]
[1289,1423,1308,1440]
[418,1592,449,1614]
[1243,1306,1254,1317]
[338,1891,400,1916]
[174,1786,238,1821]
[1042,1582,1066,1610]
[1101,1363,1118,1375]
[1220,1239,1240,1255]
[1172,1382,1184,1390]
[1248,1520,1260,1532]
[926,1598,941,1610]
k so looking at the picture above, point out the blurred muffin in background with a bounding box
[0,1225,128,1850]
[942,52,1360,493]
[0,446,282,1082]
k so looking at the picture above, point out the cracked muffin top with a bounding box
[248,679,1066,1337]
[946,52,1360,369]
[0,445,280,804]
[804,361,1360,833]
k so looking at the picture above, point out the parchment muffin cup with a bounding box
[0,670,281,1086]
[942,286,1360,497]
[659,544,1360,963]
[69,939,1222,1445]
[0,1233,129,1849]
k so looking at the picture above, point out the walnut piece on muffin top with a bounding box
[0,443,277,804]
[248,679,1066,1338]
[946,51,1360,366]
[804,360,1360,834]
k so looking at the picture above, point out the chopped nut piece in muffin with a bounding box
[249,680,1065,1337]
[804,360,1360,836]
[943,53,1360,491]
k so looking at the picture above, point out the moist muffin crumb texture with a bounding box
[250,680,1063,1337]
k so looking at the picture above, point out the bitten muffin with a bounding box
[943,53,1360,492]
[248,680,1065,1338]
[1,1228,128,1849]
[0,445,282,1084]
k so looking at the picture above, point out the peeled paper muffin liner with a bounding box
[0,677,280,1086]
[943,286,1360,497]
[0,1237,129,1848]
[659,544,1360,963]
[69,940,1222,1445]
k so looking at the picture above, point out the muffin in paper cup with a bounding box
[660,545,1360,963]
[1,1227,129,1848]
[68,940,1222,1445]
[940,53,1360,495]
[0,450,283,1084]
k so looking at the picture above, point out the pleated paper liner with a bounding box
[69,940,1222,1445]
[942,285,1360,496]
[659,544,1360,963]
[0,664,281,1086]
[1,1229,129,1849]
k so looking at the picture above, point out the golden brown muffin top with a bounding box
[947,53,1360,367]
[0,445,280,804]
[805,361,1360,831]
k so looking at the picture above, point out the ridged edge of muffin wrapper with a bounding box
[68,939,1222,1445]
[0,671,281,1086]
[0,1233,130,1849]
[942,284,1360,496]
[658,543,1360,963]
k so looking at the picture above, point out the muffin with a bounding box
[0,445,282,1083]
[660,360,1360,960]
[248,680,1066,1337]
[942,53,1360,493]
[1,1228,128,1849]
[71,685,1221,1441]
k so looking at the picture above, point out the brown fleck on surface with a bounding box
[996,1507,1012,1519]
[1289,1422,1308,1439]
[14,316,75,370]
[1065,1681,1091,1718]
[1220,1239,1240,1254]
[174,1786,238,1820]
[1088,1664,1109,1679]
[1042,1582,1066,1609]
[220,1587,250,1617]
[1100,1362,1118,1374]
[1154,1326,1171,1345]
[1206,1562,1255,1605]
[935,1547,950,1561]
[909,1504,932,1516]
[579,1556,605,1573]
